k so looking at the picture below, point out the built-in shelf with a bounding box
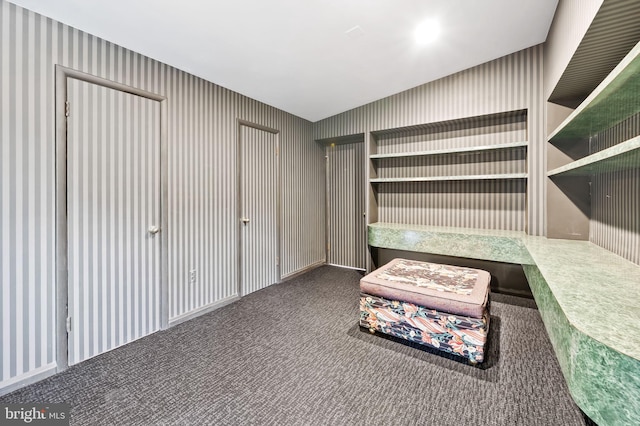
[549,41,640,143]
[367,109,529,237]
[370,141,528,159]
[548,135,640,176]
[370,173,528,183]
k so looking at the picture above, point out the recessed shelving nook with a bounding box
[547,40,640,247]
[368,109,529,232]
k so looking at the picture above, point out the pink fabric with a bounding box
[360,259,490,318]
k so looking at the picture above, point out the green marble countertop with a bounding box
[368,222,534,265]
[549,40,640,142]
[523,237,640,361]
[369,222,640,361]
[547,134,640,176]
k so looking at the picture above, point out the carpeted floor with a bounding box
[1,266,594,425]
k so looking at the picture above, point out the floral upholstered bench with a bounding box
[359,258,491,363]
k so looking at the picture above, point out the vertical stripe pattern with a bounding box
[0,3,56,387]
[240,125,279,295]
[326,142,366,269]
[591,169,640,265]
[314,47,545,235]
[587,106,640,265]
[0,1,325,390]
[66,79,161,365]
[377,180,527,231]
[543,0,604,99]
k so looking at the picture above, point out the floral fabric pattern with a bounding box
[359,293,489,363]
[375,259,480,296]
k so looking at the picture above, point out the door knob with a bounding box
[241,217,250,224]
[148,225,160,235]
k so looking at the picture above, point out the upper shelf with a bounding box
[549,40,640,144]
[370,173,528,183]
[548,135,640,177]
[371,109,527,138]
[370,141,528,159]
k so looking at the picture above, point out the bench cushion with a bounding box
[360,258,490,318]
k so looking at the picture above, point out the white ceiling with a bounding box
[10,0,559,122]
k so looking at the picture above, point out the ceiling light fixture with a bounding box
[414,19,440,45]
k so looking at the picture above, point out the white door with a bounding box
[239,124,279,295]
[326,142,366,270]
[66,78,162,365]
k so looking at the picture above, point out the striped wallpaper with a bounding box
[2,0,636,397]
[374,149,527,179]
[591,170,640,265]
[373,111,528,154]
[326,141,366,270]
[314,46,545,236]
[377,180,528,231]
[0,1,325,391]
[543,0,604,100]
[592,112,640,152]
[548,0,640,107]
[239,125,279,295]
[66,79,163,365]
[586,112,640,265]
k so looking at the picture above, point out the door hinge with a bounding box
[65,101,70,117]
[275,145,279,156]
[66,317,72,333]
[276,256,280,266]
[327,243,330,252]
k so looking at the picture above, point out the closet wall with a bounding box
[0,1,325,392]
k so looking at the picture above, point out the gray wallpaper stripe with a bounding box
[543,0,604,100]
[326,142,366,269]
[314,46,545,235]
[585,110,640,265]
[591,169,640,265]
[377,180,527,231]
[240,125,279,295]
[66,79,162,365]
[548,0,640,107]
[0,0,325,389]
[1,2,57,383]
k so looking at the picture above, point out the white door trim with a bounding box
[54,65,168,371]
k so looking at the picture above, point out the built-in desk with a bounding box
[369,223,640,426]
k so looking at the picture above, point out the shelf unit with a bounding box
[368,109,529,232]
[547,40,640,264]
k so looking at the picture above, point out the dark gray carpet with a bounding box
[1,266,593,425]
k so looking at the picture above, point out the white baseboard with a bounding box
[168,295,241,327]
[326,263,366,272]
[280,260,326,282]
[0,363,58,397]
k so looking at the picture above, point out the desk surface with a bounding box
[368,222,640,361]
